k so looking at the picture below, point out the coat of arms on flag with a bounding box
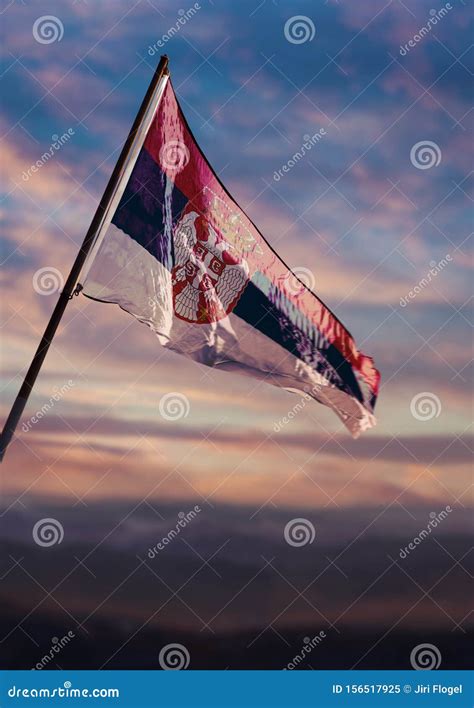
[171,206,250,324]
[0,56,380,460]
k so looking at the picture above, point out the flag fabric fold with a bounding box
[82,77,380,437]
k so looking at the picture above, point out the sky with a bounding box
[0,0,472,512]
[0,0,473,671]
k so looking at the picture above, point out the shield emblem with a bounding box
[171,209,250,324]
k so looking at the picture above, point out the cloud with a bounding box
[0,0,471,516]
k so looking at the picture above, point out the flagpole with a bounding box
[0,55,169,462]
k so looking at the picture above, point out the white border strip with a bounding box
[79,74,169,283]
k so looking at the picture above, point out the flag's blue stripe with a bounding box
[233,279,364,404]
[112,148,187,271]
[112,147,364,406]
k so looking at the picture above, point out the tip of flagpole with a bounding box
[158,54,169,75]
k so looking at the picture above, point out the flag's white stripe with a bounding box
[79,74,169,284]
[83,224,375,438]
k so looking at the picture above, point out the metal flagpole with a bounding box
[0,55,169,462]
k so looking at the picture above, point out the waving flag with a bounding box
[81,73,380,437]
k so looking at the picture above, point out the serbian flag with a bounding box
[81,76,380,437]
